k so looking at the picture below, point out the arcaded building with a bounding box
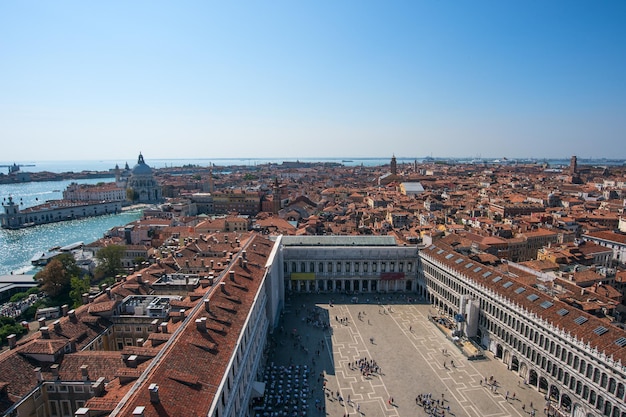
[419,241,626,417]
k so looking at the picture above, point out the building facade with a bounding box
[419,242,626,417]
[126,154,162,204]
[280,236,420,294]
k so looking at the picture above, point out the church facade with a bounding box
[126,153,162,203]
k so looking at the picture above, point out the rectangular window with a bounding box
[61,400,71,417]
[49,401,59,417]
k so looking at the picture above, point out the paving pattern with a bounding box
[265,294,546,417]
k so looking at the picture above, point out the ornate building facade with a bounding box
[126,153,162,204]
[419,241,626,417]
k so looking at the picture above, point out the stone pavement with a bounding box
[264,293,547,417]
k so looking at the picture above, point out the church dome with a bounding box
[131,153,152,176]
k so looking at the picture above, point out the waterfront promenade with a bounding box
[262,293,547,417]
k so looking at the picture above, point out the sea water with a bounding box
[0,178,142,275]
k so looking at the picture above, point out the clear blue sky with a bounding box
[1,1,625,161]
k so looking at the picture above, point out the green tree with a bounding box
[95,245,126,280]
[69,276,91,308]
[35,258,72,298]
[0,316,27,345]
[9,292,28,303]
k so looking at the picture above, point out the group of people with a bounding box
[349,356,381,378]
[416,393,450,416]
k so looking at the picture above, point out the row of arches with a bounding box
[498,345,625,417]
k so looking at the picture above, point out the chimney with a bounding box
[149,383,160,403]
[160,322,168,333]
[210,260,214,269]
[40,326,50,339]
[242,250,247,260]
[82,293,90,304]
[50,364,59,379]
[229,270,236,282]
[92,377,105,396]
[127,355,138,368]
[137,274,143,284]
[238,257,243,267]
[201,259,205,268]
[34,367,43,382]
[220,282,226,293]
[204,298,210,312]
[7,334,16,349]
[53,320,61,333]
[244,260,248,269]
[196,317,207,332]
[61,304,69,316]
[106,287,112,299]
[37,317,46,329]
[132,406,145,417]
[88,295,95,303]
[151,319,159,333]
[75,408,90,417]
[80,365,89,381]
[68,309,77,322]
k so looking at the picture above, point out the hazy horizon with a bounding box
[1,1,625,161]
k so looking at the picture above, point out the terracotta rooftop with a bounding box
[111,234,273,417]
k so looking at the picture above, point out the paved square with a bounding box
[263,294,546,417]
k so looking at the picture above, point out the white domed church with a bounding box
[126,153,162,203]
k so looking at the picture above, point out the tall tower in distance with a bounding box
[272,178,281,214]
[391,155,397,176]
[570,155,578,175]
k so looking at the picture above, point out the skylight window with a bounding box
[527,294,539,302]
[465,262,474,269]
[455,258,464,264]
[492,276,502,283]
[593,326,608,336]
[514,287,526,294]
[503,281,514,289]
[437,249,445,255]
[473,266,482,273]
[445,253,454,259]
[540,301,553,309]
[574,316,588,325]
[428,245,437,251]
[557,309,569,316]
[615,337,626,347]
[482,271,492,278]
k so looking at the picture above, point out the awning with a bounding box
[251,381,265,398]
[380,272,405,280]
[290,273,315,281]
